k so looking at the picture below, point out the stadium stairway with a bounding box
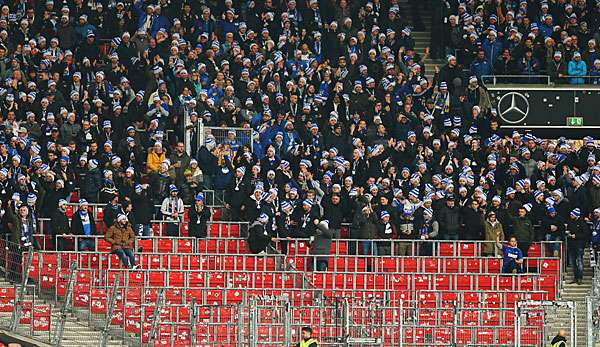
[551,252,595,347]
[0,276,127,347]
[398,0,446,82]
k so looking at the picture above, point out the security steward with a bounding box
[296,326,318,347]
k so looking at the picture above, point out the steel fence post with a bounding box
[190,298,197,347]
[100,273,120,347]
[52,262,77,346]
[10,245,33,331]
[148,288,165,346]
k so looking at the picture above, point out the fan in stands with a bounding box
[0,0,596,345]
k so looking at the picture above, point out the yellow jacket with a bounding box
[146,149,166,173]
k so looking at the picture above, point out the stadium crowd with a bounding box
[0,0,596,281]
[437,0,600,83]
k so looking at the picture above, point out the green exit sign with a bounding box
[566,117,584,126]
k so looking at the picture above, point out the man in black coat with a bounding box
[188,193,211,238]
[566,208,589,285]
[247,213,273,254]
[461,199,485,240]
[437,196,461,240]
[320,194,344,239]
[51,199,71,251]
[71,199,97,251]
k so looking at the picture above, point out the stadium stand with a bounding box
[0,0,598,346]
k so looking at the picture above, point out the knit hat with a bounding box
[570,208,581,218]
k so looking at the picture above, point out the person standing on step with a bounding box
[550,329,567,347]
[161,184,184,237]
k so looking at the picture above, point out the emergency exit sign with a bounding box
[566,117,584,126]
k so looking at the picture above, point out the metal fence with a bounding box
[197,124,253,155]
[587,259,600,347]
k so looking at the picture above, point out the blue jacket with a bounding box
[483,39,503,66]
[469,58,493,79]
[568,60,587,84]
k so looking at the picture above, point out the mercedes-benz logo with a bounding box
[497,92,529,124]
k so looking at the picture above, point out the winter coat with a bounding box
[484,220,504,254]
[105,222,135,251]
[188,204,211,238]
[511,216,534,243]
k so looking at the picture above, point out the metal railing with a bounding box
[481,74,600,86]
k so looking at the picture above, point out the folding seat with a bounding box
[55,269,70,297]
[226,289,243,304]
[538,275,557,299]
[186,289,203,304]
[148,272,165,287]
[223,257,235,270]
[476,328,495,344]
[354,274,366,289]
[413,274,430,290]
[90,289,107,314]
[401,257,419,272]
[418,310,436,325]
[439,242,456,256]
[423,258,439,273]
[518,275,535,291]
[157,239,174,253]
[181,222,189,237]
[439,309,455,325]
[148,255,162,269]
[127,271,145,287]
[380,258,396,272]
[97,239,112,252]
[498,328,515,345]
[233,272,249,287]
[435,328,452,344]
[476,275,494,290]
[482,309,500,326]
[73,284,91,307]
[226,240,240,254]
[417,292,436,308]
[486,258,502,273]
[520,328,541,346]
[440,292,458,307]
[456,328,473,345]
[168,255,182,269]
[459,243,477,256]
[208,224,221,237]
[177,239,193,253]
[165,288,183,305]
[455,274,472,290]
[483,293,501,308]
[189,255,202,270]
[207,273,225,288]
[138,239,153,252]
[390,274,409,290]
[444,258,460,273]
[465,258,482,273]
[434,274,451,290]
[498,275,515,291]
[0,287,15,312]
[229,223,240,237]
[463,292,480,307]
[540,259,560,275]
[461,309,480,325]
[124,307,142,333]
[40,266,57,289]
[144,288,159,303]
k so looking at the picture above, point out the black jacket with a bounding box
[188,204,211,238]
[71,210,97,236]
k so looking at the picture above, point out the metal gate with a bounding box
[517,300,576,347]
[248,297,384,347]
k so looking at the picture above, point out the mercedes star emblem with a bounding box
[497,92,529,124]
